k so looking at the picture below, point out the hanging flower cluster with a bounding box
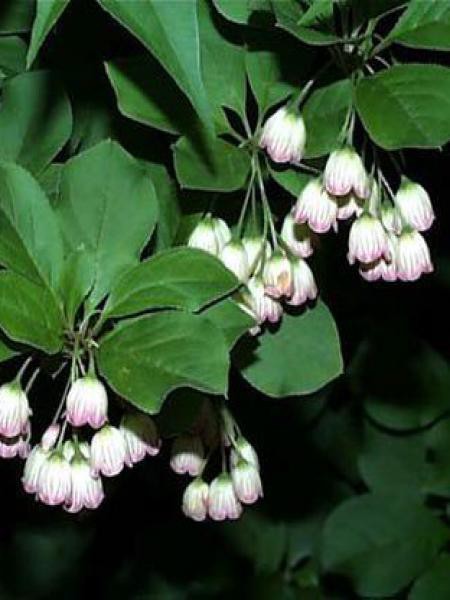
[170,402,262,522]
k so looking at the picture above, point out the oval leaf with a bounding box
[387,0,450,51]
[27,0,71,68]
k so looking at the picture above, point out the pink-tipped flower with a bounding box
[263,251,293,298]
[336,195,364,221]
[242,236,271,275]
[182,477,209,522]
[170,434,205,477]
[347,213,389,265]
[208,473,243,521]
[65,455,104,513]
[231,459,263,505]
[288,258,318,306]
[220,240,249,282]
[90,425,127,477]
[292,178,338,234]
[281,214,314,258]
[37,451,71,506]
[396,229,433,282]
[22,445,50,494]
[41,423,61,452]
[394,178,435,232]
[188,217,231,256]
[239,276,283,334]
[0,382,31,438]
[0,434,30,459]
[231,437,260,470]
[325,146,369,199]
[66,376,108,430]
[260,106,306,164]
[381,202,402,234]
[121,412,161,467]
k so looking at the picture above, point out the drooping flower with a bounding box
[188,217,231,256]
[260,106,306,165]
[396,229,433,282]
[281,214,314,258]
[231,459,263,505]
[324,146,369,200]
[381,201,402,234]
[37,451,72,506]
[230,437,260,470]
[336,195,363,221]
[170,434,205,477]
[66,376,108,430]
[41,423,61,451]
[242,236,271,275]
[347,213,389,265]
[65,455,104,513]
[394,178,435,232]
[220,240,250,282]
[239,276,283,334]
[90,425,127,477]
[120,412,161,467]
[292,178,338,234]
[263,251,293,298]
[22,445,50,494]
[0,382,31,438]
[208,473,242,521]
[288,257,318,306]
[0,434,30,459]
[182,478,209,522]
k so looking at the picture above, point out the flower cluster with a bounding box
[170,403,263,522]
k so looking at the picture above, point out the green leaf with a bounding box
[0,271,64,353]
[55,140,158,308]
[96,0,213,130]
[104,247,238,319]
[105,55,195,135]
[145,163,180,252]
[387,0,450,51]
[202,297,253,349]
[410,555,450,600]
[212,0,272,25]
[274,0,340,46]
[98,311,230,414]
[269,166,311,197]
[235,301,343,398]
[27,0,71,68]
[0,0,34,34]
[0,160,64,288]
[0,337,20,363]
[57,249,95,327]
[321,493,449,597]
[0,36,27,78]
[303,79,352,158]
[174,134,251,192]
[355,64,450,150]
[0,70,73,174]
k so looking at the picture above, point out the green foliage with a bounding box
[27,0,71,67]
[387,0,450,50]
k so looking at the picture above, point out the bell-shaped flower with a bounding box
[0,382,31,438]
[260,106,306,164]
[292,178,338,234]
[324,146,369,200]
[170,434,205,477]
[347,213,389,265]
[394,178,435,232]
[239,276,283,334]
[120,412,161,467]
[281,214,314,258]
[188,217,230,256]
[37,451,72,506]
[396,229,433,282]
[288,258,318,306]
[220,239,249,282]
[208,473,243,521]
[22,445,49,493]
[230,437,260,470]
[182,477,209,522]
[263,251,293,298]
[242,236,271,275]
[65,454,104,513]
[66,375,108,430]
[231,459,263,505]
[90,425,127,477]
[0,434,30,459]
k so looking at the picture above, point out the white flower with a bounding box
[66,376,108,430]
[182,478,209,522]
[292,178,338,234]
[231,460,263,505]
[0,382,31,438]
[170,434,205,477]
[220,240,249,282]
[381,202,402,234]
[188,217,231,256]
[288,258,318,306]
[65,456,104,513]
[260,106,306,164]
[347,213,389,265]
[263,251,293,298]
[394,178,435,232]
[120,412,160,467]
[281,214,314,258]
[242,236,271,274]
[22,445,50,494]
[396,229,433,282]
[360,234,399,283]
[208,474,242,521]
[213,218,232,251]
[239,276,283,332]
[90,425,127,477]
[336,195,363,221]
[41,423,60,451]
[0,434,30,459]
[324,147,369,199]
[230,437,260,470]
[37,451,72,506]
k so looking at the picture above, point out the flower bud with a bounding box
[260,106,306,164]
[208,473,242,521]
[288,258,318,306]
[231,459,263,505]
[396,229,433,282]
[66,376,108,430]
[41,423,60,451]
[182,478,209,522]
[37,451,72,506]
[90,425,127,477]
[170,434,205,477]
[0,382,31,438]
[263,251,292,298]
[213,218,232,251]
[394,178,435,232]
[188,217,231,256]
[220,240,249,282]
[230,437,260,470]
[292,178,338,234]
[347,213,388,265]
[65,456,104,513]
[324,146,369,200]
[281,214,314,258]
[22,445,50,494]
[120,412,161,467]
